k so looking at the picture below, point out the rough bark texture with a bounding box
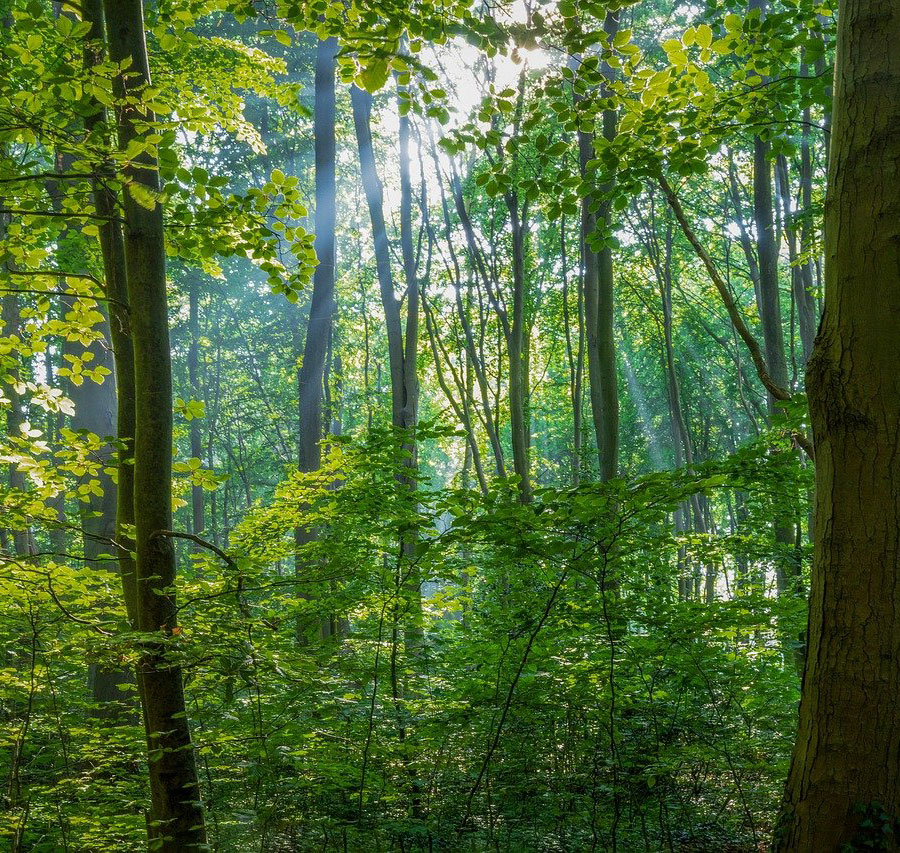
[776,1,900,848]
[103,1,206,847]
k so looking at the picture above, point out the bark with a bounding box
[103,1,206,846]
[504,191,532,501]
[445,169,507,477]
[797,92,819,366]
[297,37,338,478]
[754,143,801,607]
[295,36,338,643]
[752,136,789,410]
[188,277,204,535]
[776,1,900,847]
[350,84,424,659]
[575,11,620,482]
[560,215,584,485]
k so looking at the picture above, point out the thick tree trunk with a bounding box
[776,1,900,847]
[103,1,206,847]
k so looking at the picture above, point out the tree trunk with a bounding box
[505,193,532,501]
[297,37,337,478]
[103,1,207,846]
[776,1,900,847]
[295,36,338,643]
[561,215,584,486]
[575,10,619,482]
[188,277,204,535]
[350,83,424,659]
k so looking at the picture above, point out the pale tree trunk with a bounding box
[350,84,424,660]
[46,69,131,711]
[188,277,204,535]
[560,215,584,486]
[103,1,207,847]
[297,37,337,479]
[755,141,802,604]
[504,191,532,501]
[444,166,507,478]
[776,1,900,847]
[296,36,338,642]
[796,80,819,365]
[396,97,424,662]
[752,134,789,411]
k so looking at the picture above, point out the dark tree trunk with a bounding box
[575,10,619,482]
[103,1,206,847]
[776,1,900,847]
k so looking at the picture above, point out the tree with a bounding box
[295,35,339,640]
[102,0,207,846]
[776,0,900,847]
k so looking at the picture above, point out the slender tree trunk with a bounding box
[295,36,338,642]
[350,84,424,658]
[505,193,532,501]
[103,1,206,846]
[444,164,508,477]
[188,277,204,535]
[396,98,424,662]
[776,2,900,847]
[750,73,802,615]
[797,83,819,365]
[575,10,619,482]
[1,292,35,557]
[298,37,338,478]
[561,215,584,485]
[63,301,130,712]
[83,0,139,634]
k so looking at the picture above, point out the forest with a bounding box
[0,0,898,849]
